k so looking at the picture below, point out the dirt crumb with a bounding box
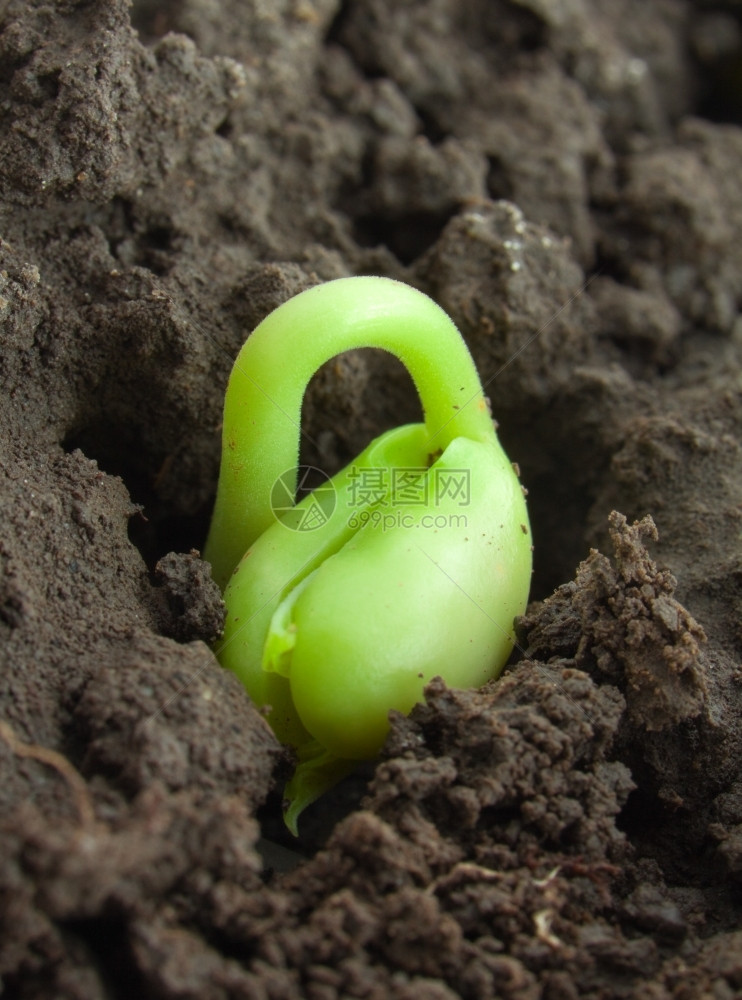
[154,548,225,643]
[523,511,708,732]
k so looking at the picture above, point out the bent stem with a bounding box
[204,276,497,589]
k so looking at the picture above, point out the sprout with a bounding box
[204,276,531,832]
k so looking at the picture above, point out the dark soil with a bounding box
[2,1,742,997]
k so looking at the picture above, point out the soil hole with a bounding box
[58,918,145,1000]
[129,0,183,44]
[352,208,459,265]
[62,423,210,570]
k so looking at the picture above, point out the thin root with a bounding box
[0,719,95,828]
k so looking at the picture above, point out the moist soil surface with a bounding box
[2,2,742,998]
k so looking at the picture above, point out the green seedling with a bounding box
[204,276,531,832]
